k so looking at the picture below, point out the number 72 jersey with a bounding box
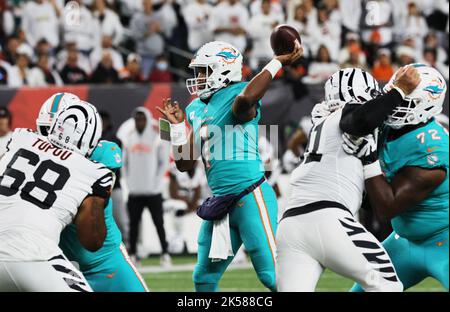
[0,129,113,261]
[287,109,365,215]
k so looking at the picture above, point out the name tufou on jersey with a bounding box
[0,129,113,261]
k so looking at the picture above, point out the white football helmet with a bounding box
[48,100,102,157]
[325,68,381,103]
[36,92,80,136]
[186,41,243,100]
[383,64,447,129]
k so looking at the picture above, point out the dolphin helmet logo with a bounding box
[216,47,240,64]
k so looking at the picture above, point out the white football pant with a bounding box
[276,208,403,292]
[0,254,92,292]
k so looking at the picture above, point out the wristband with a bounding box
[263,59,282,78]
[392,86,406,100]
[170,121,188,146]
[363,160,383,180]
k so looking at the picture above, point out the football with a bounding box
[270,24,302,56]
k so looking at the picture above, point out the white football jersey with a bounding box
[287,109,364,215]
[0,129,113,261]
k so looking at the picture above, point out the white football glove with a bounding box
[342,129,382,179]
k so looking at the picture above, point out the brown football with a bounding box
[270,24,301,56]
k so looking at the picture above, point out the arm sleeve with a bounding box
[91,171,114,199]
[339,89,404,136]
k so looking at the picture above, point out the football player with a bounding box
[276,67,420,291]
[36,93,148,292]
[344,64,448,291]
[0,101,112,292]
[158,40,302,292]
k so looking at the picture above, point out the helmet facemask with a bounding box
[186,65,215,100]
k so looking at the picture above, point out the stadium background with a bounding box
[0,0,449,291]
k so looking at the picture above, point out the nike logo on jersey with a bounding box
[427,146,439,153]
[106,270,118,279]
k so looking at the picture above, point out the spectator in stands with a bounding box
[120,107,171,267]
[304,44,339,84]
[250,0,284,20]
[90,50,121,83]
[422,48,449,80]
[248,0,283,70]
[34,39,56,69]
[424,32,448,65]
[1,1,15,48]
[338,32,366,66]
[149,54,172,82]
[307,3,341,61]
[120,53,145,82]
[3,36,20,65]
[153,0,178,39]
[360,0,394,65]
[7,44,35,87]
[59,48,89,84]
[32,53,63,85]
[183,0,213,52]
[395,45,416,67]
[56,42,92,75]
[93,0,124,47]
[61,0,101,54]
[339,0,361,40]
[209,0,249,53]
[340,41,369,71]
[371,48,395,82]
[0,59,9,85]
[0,106,12,157]
[400,1,428,53]
[90,35,124,73]
[21,0,60,49]
[129,0,165,80]
[288,3,311,58]
[323,0,341,25]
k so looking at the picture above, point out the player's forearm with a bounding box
[339,89,403,136]
[365,176,407,221]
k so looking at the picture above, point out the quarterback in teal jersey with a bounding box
[342,64,448,291]
[158,40,302,291]
[36,93,149,292]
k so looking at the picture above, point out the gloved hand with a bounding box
[342,129,383,179]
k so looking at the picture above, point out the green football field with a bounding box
[140,256,445,292]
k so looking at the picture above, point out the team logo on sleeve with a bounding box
[427,154,439,166]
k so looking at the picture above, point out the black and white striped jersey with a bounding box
[0,128,113,261]
[286,108,365,215]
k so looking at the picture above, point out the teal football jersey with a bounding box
[59,140,123,270]
[380,119,449,241]
[185,82,265,195]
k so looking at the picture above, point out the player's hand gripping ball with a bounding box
[270,24,302,56]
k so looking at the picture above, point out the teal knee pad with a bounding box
[193,268,220,292]
[258,271,276,291]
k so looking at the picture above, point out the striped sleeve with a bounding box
[91,168,114,199]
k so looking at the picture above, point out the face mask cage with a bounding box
[186,65,212,99]
[385,98,420,129]
[38,125,49,136]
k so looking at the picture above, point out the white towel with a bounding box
[208,214,234,262]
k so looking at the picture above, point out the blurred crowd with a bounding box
[0,0,449,87]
